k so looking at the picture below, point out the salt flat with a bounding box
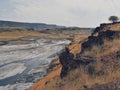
[0,83,33,90]
[0,63,26,80]
[0,39,70,65]
[0,38,71,90]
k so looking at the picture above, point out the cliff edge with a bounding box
[30,22,120,90]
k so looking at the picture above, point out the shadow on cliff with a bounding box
[59,47,77,78]
[81,30,120,54]
[59,47,95,78]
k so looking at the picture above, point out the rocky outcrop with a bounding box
[92,22,120,35]
[81,23,120,54]
[59,47,78,78]
[59,47,96,78]
[59,22,120,78]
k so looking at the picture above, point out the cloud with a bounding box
[0,0,120,27]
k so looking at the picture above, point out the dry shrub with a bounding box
[83,38,120,57]
[45,57,120,90]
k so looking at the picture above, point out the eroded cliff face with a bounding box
[92,22,120,35]
[59,22,120,78]
[81,23,120,56]
[30,23,120,90]
[57,23,120,90]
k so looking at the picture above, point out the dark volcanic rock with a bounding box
[59,47,95,78]
[81,30,120,53]
[59,47,78,78]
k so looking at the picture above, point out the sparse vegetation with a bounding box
[83,38,120,57]
[30,23,120,90]
[38,57,120,90]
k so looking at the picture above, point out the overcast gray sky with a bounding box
[0,0,120,27]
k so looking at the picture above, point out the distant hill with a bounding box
[0,20,94,31]
[0,20,64,30]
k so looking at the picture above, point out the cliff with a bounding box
[30,22,120,90]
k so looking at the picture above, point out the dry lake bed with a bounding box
[0,37,71,90]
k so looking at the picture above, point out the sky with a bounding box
[0,0,120,27]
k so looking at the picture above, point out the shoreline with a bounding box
[29,33,90,90]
